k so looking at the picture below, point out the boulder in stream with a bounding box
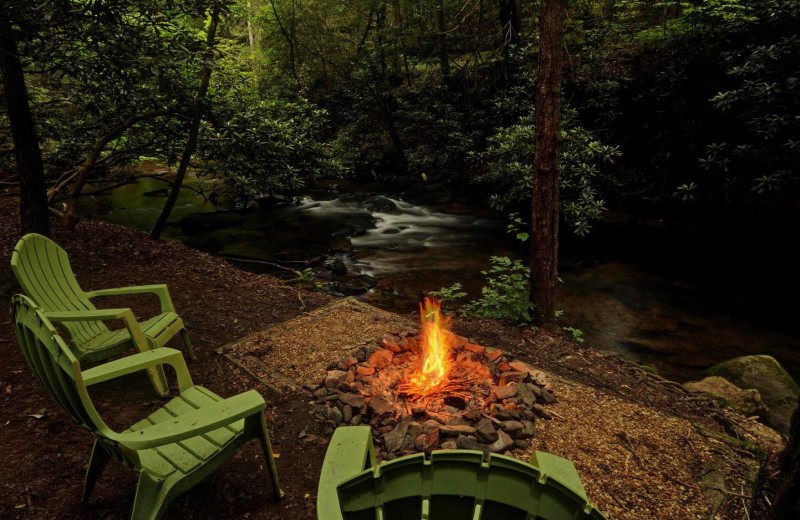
[707,355,800,434]
[339,194,398,213]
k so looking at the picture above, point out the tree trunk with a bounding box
[247,1,255,50]
[0,19,50,236]
[769,397,800,519]
[529,0,565,326]
[151,5,220,239]
[269,0,300,89]
[434,0,450,81]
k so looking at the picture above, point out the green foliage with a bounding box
[587,0,799,206]
[198,99,344,206]
[289,268,321,289]
[705,1,800,199]
[473,89,620,235]
[455,256,535,323]
[429,283,467,305]
[0,1,203,182]
[506,213,529,243]
[562,326,585,344]
[3,0,797,228]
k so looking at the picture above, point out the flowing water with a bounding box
[78,176,800,382]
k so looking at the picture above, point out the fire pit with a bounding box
[313,297,557,460]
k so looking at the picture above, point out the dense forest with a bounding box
[2,0,797,220]
[3,0,798,324]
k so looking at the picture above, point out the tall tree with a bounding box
[529,0,566,326]
[0,18,50,236]
[151,5,221,239]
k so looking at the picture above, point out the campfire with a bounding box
[313,296,557,460]
[397,298,482,405]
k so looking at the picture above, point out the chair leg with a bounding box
[256,413,283,501]
[145,364,170,397]
[131,472,169,520]
[179,328,197,362]
[83,440,111,503]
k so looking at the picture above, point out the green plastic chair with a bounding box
[11,233,196,375]
[318,427,606,520]
[10,294,282,520]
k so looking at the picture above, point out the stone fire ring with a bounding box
[312,332,558,461]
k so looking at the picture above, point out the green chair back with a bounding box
[9,295,131,466]
[337,451,605,520]
[11,233,110,346]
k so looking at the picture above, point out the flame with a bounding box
[405,296,452,396]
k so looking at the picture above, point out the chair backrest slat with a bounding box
[337,451,604,520]
[11,295,106,425]
[11,234,109,346]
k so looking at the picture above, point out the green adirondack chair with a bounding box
[318,426,606,520]
[10,294,282,520]
[11,233,196,373]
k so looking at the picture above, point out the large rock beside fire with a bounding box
[384,416,413,452]
[367,349,393,369]
[368,395,395,422]
[475,418,499,443]
[339,393,365,410]
[439,424,477,436]
[324,370,351,389]
[489,430,515,454]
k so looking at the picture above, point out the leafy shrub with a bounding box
[289,268,321,289]
[199,99,344,207]
[436,256,535,323]
[562,326,585,344]
[471,86,620,235]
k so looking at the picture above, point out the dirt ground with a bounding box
[0,197,785,519]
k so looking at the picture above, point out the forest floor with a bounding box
[0,196,785,520]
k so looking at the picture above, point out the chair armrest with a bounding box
[85,284,176,313]
[317,426,377,520]
[43,308,150,352]
[111,390,266,450]
[44,308,133,322]
[82,348,193,391]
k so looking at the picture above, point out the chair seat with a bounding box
[128,386,246,479]
[78,312,182,360]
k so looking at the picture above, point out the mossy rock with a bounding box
[707,355,799,434]
[683,376,767,417]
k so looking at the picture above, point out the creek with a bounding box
[78,175,800,382]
